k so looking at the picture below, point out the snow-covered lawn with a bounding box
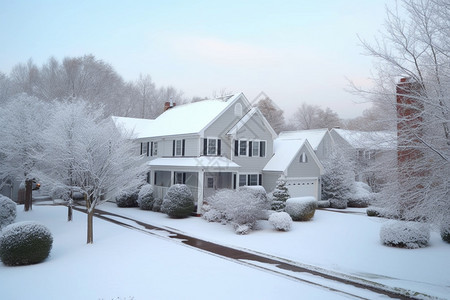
[1,203,449,299]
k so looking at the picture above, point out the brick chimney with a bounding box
[164,98,176,112]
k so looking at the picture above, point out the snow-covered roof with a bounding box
[112,116,155,139]
[331,129,396,150]
[148,156,240,170]
[112,93,244,139]
[263,139,307,172]
[277,129,329,150]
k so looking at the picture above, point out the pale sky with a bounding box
[0,0,389,119]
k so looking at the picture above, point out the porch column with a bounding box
[197,170,204,215]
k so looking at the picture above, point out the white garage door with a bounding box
[285,178,318,199]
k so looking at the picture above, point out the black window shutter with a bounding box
[204,138,208,156]
[259,174,262,186]
[147,142,150,156]
[140,143,143,155]
[154,172,157,185]
[249,141,253,157]
[172,140,175,156]
[147,172,150,183]
[234,140,239,156]
[247,175,251,185]
[182,139,185,156]
[183,173,186,184]
[217,139,221,156]
[233,174,236,189]
[150,142,153,157]
[260,141,266,157]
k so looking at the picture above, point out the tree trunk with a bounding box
[87,210,94,244]
[24,179,32,211]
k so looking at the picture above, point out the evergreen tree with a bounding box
[271,178,290,211]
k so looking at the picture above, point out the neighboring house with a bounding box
[276,129,334,161]
[263,138,324,200]
[329,128,397,187]
[113,93,324,213]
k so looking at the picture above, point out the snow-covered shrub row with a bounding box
[50,186,71,202]
[380,221,430,249]
[202,188,270,234]
[0,221,53,266]
[268,212,292,231]
[116,189,139,207]
[285,197,317,221]
[137,184,154,211]
[271,179,290,212]
[152,198,163,212]
[317,200,330,208]
[329,198,347,209]
[161,184,195,218]
[440,218,450,243]
[347,182,374,208]
[0,195,16,229]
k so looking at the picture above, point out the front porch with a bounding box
[148,157,240,214]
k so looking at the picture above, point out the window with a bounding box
[204,138,221,156]
[234,103,242,117]
[141,142,149,156]
[248,174,258,186]
[152,142,158,156]
[239,140,247,156]
[239,175,247,187]
[207,177,214,188]
[174,140,183,156]
[174,172,186,184]
[300,152,308,163]
[252,141,259,157]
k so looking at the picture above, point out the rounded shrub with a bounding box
[440,218,450,243]
[115,190,139,207]
[268,212,292,231]
[380,221,430,249]
[152,198,163,212]
[161,184,195,218]
[285,197,317,221]
[0,195,17,229]
[0,221,53,266]
[329,198,347,209]
[317,200,330,208]
[137,184,154,211]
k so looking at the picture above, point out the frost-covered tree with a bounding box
[271,178,290,211]
[0,94,50,206]
[288,103,341,130]
[36,99,146,243]
[354,0,450,222]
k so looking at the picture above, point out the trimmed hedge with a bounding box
[161,184,195,218]
[138,184,154,210]
[285,197,317,221]
[380,221,430,249]
[0,221,53,266]
[268,212,292,231]
[116,190,139,207]
[329,198,347,209]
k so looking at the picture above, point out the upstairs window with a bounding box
[234,140,266,157]
[173,139,185,156]
[203,138,221,156]
[152,142,158,156]
[300,152,308,163]
[251,141,259,157]
[141,142,149,156]
[239,140,247,156]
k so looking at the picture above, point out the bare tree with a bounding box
[289,103,341,130]
[255,97,286,133]
[355,0,450,222]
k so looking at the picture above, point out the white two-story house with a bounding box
[113,93,323,213]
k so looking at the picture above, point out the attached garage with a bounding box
[284,177,319,200]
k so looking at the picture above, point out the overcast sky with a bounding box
[0,0,389,119]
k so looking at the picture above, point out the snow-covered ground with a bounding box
[1,203,449,299]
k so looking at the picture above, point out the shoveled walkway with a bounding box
[70,206,422,300]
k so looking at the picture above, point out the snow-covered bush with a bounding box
[285,197,317,221]
[0,221,53,266]
[203,188,270,234]
[161,184,195,218]
[0,195,16,229]
[115,189,139,207]
[317,200,330,208]
[366,207,382,217]
[380,221,430,249]
[440,218,450,243]
[347,181,374,208]
[321,150,354,205]
[329,198,347,209]
[50,186,71,202]
[152,198,163,212]
[137,184,154,210]
[268,212,292,231]
[271,179,290,211]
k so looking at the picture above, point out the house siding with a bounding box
[286,144,321,178]
[262,171,282,193]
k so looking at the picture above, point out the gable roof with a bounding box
[277,129,329,151]
[263,138,324,174]
[330,128,396,150]
[113,93,248,139]
[227,107,277,139]
[111,116,155,139]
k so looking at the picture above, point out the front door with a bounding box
[204,175,216,199]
